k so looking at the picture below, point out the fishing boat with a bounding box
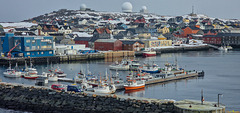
[42,72,58,82]
[124,80,145,90]
[129,59,141,71]
[3,63,21,78]
[142,50,156,57]
[218,46,228,51]
[23,61,38,79]
[139,63,160,73]
[94,77,116,94]
[109,59,130,70]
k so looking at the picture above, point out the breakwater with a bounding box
[0,82,226,113]
[0,82,175,113]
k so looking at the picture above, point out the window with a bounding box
[32,40,35,43]
[49,51,52,54]
[37,52,39,54]
[41,52,44,54]
[32,46,36,50]
[26,40,30,43]
[27,52,30,55]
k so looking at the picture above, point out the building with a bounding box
[0,33,54,58]
[94,39,122,51]
[219,33,240,46]
[141,39,172,48]
[121,40,144,51]
[55,44,85,55]
[58,26,72,34]
[93,27,111,39]
[157,26,170,34]
[74,37,92,47]
[182,26,200,37]
[202,35,221,45]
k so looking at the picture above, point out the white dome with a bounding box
[122,2,133,13]
[142,6,147,10]
[80,4,87,11]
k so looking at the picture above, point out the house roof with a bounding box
[95,28,110,34]
[74,37,92,41]
[217,33,240,37]
[15,28,29,31]
[0,28,4,32]
[95,39,119,43]
[188,26,200,30]
[121,40,144,45]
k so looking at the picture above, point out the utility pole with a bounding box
[201,89,204,105]
[218,94,223,107]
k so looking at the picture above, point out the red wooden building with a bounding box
[202,35,221,44]
[74,37,92,47]
[94,39,122,51]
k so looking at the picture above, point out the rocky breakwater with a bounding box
[0,82,175,113]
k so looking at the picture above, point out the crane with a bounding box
[7,43,20,58]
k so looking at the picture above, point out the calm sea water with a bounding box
[0,50,240,111]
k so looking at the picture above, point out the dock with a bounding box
[55,70,204,90]
[145,71,204,85]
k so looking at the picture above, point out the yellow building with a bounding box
[142,40,172,48]
[138,33,151,39]
[183,18,190,23]
[157,26,170,34]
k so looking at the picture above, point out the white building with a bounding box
[55,44,86,55]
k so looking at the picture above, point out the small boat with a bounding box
[139,63,160,73]
[42,72,58,82]
[24,74,38,79]
[129,60,141,71]
[143,50,156,57]
[109,59,129,71]
[124,80,145,90]
[3,63,21,78]
[94,84,116,94]
[94,75,116,94]
[218,46,228,51]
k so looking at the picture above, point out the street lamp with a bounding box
[218,94,223,107]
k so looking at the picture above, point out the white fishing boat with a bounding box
[109,59,129,70]
[94,84,116,94]
[3,63,21,78]
[139,63,160,73]
[218,46,228,51]
[94,75,116,94]
[129,60,141,71]
[42,72,58,82]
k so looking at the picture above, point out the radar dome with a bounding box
[140,6,148,13]
[80,4,87,11]
[142,6,147,10]
[122,2,133,13]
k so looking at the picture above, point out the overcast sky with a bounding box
[0,0,240,22]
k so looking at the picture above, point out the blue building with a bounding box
[0,33,54,58]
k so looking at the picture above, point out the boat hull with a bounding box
[124,85,145,90]
[143,52,156,57]
[141,69,159,73]
[24,76,38,79]
[3,72,21,78]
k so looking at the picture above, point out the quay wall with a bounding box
[0,82,175,113]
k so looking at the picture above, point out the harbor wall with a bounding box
[0,82,175,113]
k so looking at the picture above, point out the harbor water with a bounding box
[0,50,240,111]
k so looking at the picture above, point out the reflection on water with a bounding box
[124,88,145,97]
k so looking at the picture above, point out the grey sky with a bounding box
[0,0,239,22]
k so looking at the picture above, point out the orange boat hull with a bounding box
[124,85,145,90]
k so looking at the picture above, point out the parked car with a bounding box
[51,84,65,91]
[67,84,82,92]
